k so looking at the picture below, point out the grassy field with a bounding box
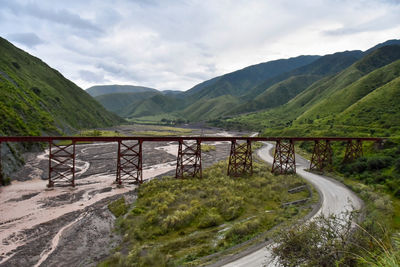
[101,161,316,266]
[131,125,193,136]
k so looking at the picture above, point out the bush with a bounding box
[367,156,392,171]
[198,211,223,228]
[224,219,261,243]
[108,197,128,217]
[395,158,400,173]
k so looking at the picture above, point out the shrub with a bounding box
[108,197,128,217]
[224,218,261,243]
[367,156,392,171]
[198,211,223,228]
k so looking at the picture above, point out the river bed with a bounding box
[0,126,241,266]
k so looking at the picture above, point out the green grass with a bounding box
[131,126,193,136]
[201,144,216,152]
[108,197,128,218]
[0,37,122,137]
[101,161,315,266]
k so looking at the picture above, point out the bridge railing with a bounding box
[0,136,383,188]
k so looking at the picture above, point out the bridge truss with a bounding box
[0,136,382,187]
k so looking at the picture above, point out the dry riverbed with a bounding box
[0,125,245,266]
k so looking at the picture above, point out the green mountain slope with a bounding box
[0,37,122,136]
[94,91,160,115]
[86,84,158,97]
[123,94,184,119]
[217,45,400,137]
[181,95,240,121]
[184,55,320,101]
[230,75,321,114]
[242,50,363,101]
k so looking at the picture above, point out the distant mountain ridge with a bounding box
[86,84,158,97]
[90,39,400,126]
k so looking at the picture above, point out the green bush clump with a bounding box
[108,197,128,218]
[223,218,261,244]
[198,210,223,228]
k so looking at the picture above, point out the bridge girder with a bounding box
[227,140,253,177]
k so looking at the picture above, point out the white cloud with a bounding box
[0,0,399,91]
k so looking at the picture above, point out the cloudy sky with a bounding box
[1,0,399,91]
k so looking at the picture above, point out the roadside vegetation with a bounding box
[271,169,400,266]
[101,161,316,266]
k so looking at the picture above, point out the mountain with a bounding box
[178,51,362,120]
[216,44,400,137]
[94,91,160,115]
[0,37,123,136]
[86,84,158,97]
[122,93,184,119]
[183,55,320,102]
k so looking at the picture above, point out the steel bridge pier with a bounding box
[0,136,383,188]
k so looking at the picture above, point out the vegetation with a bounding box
[131,125,193,136]
[108,197,128,218]
[101,161,315,266]
[86,85,158,97]
[271,171,400,266]
[0,37,123,136]
[201,144,216,152]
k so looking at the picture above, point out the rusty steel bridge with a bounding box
[0,136,383,188]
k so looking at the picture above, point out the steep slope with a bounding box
[184,55,320,102]
[335,74,400,130]
[122,94,184,118]
[86,84,158,97]
[241,50,364,101]
[295,45,400,123]
[231,75,321,114]
[94,91,160,115]
[217,45,400,136]
[0,37,122,136]
[181,95,240,121]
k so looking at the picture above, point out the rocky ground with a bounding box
[0,125,247,267]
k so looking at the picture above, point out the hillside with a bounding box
[183,55,320,102]
[0,37,123,136]
[122,93,184,119]
[95,91,160,115]
[216,45,400,137]
[86,84,158,97]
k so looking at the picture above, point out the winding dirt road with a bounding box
[222,142,363,267]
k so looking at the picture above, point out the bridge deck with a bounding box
[0,136,383,142]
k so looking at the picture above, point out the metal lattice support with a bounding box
[48,141,75,187]
[343,139,363,163]
[309,140,333,171]
[116,140,143,185]
[0,141,3,186]
[227,140,253,177]
[176,140,202,179]
[272,139,296,174]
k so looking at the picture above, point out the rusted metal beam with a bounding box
[227,139,253,177]
[309,140,333,172]
[0,136,384,143]
[343,139,363,163]
[116,140,143,185]
[176,140,202,179]
[272,139,296,174]
[48,140,76,187]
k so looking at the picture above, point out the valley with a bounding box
[0,125,250,266]
[1,34,400,266]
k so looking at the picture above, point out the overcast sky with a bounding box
[1,0,399,91]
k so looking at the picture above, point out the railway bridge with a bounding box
[0,136,383,187]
